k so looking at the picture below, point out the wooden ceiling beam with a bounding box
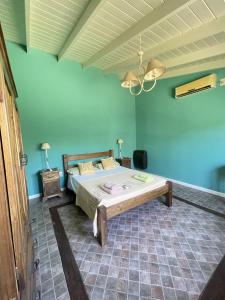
[83,0,195,67]
[118,49,225,81]
[24,0,31,52]
[165,43,225,69]
[126,44,225,80]
[105,15,225,74]
[162,57,225,80]
[118,56,225,81]
[58,0,106,60]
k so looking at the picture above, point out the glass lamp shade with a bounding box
[121,71,139,88]
[144,59,166,81]
[41,143,50,150]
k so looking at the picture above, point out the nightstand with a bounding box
[116,157,131,168]
[40,168,62,201]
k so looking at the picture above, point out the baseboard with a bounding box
[28,180,225,200]
[168,177,225,198]
[28,193,41,200]
[28,188,66,200]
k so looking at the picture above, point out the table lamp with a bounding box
[41,142,52,171]
[117,138,124,159]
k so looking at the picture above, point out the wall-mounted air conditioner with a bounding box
[175,74,217,99]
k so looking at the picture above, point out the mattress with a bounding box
[67,166,167,235]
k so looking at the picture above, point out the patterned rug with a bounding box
[57,198,225,300]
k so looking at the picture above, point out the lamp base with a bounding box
[118,145,123,159]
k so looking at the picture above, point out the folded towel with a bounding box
[104,182,121,191]
[100,184,123,194]
[133,174,153,183]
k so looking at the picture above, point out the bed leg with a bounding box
[97,206,108,247]
[165,181,172,207]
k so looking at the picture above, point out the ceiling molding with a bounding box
[58,0,106,60]
[24,0,31,52]
[83,0,195,68]
[105,15,225,74]
[162,58,225,80]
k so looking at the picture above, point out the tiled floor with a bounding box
[31,195,72,300]
[59,198,225,300]
[31,187,225,300]
[173,183,225,216]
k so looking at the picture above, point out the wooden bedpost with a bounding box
[97,206,108,247]
[109,149,114,157]
[63,154,68,174]
[165,181,172,207]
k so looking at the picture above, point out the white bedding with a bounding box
[67,166,127,193]
[67,166,167,235]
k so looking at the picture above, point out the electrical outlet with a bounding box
[220,78,225,86]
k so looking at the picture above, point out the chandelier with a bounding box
[121,36,166,96]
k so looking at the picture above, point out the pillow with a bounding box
[67,167,79,175]
[101,157,119,170]
[78,161,95,175]
[95,162,103,170]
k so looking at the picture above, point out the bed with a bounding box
[63,150,172,246]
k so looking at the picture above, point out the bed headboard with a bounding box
[63,149,114,173]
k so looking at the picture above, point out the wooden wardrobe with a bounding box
[0,26,35,299]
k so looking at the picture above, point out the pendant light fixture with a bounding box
[121,36,166,96]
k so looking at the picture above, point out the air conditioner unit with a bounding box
[175,74,217,99]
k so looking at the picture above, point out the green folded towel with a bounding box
[133,173,153,183]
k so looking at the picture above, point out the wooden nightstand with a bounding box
[116,157,131,168]
[40,168,62,201]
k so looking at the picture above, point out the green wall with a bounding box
[136,68,225,192]
[6,41,225,196]
[7,42,136,196]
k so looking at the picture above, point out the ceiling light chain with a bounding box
[121,35,166,96]
[138,35,144,70]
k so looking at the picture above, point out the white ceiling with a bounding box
[0,0,225,79]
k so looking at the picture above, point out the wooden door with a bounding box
[0,24,34,300]
[0,62,31,298]
[0,129,19,300]
[13,103,29,228]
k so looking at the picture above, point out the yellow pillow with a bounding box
[101,157,119,170]
[78,161,95,175]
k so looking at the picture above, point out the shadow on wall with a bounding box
[214,166,225,193]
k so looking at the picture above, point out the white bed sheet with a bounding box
[67,166,129,192]
[68,167,167,235]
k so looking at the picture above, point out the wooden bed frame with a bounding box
[63,150,172,247]
[63,149,114,173]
